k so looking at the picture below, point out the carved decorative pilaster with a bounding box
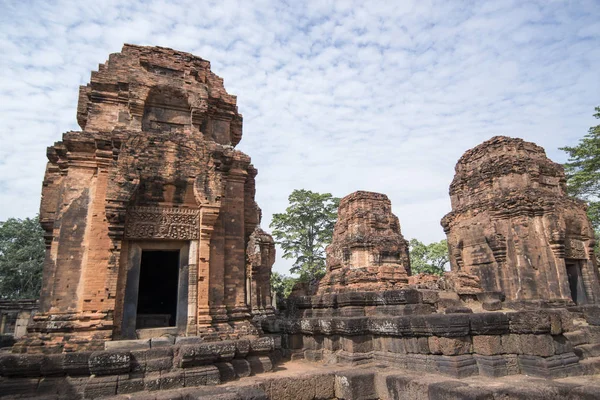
[489,234,507,263]
[195,205,221,331]
[191,102,208,132]
[453,240,464,270]
[128,99,144,119]
[106,202,127,242]
[549,230,565,259]
[231,115,243,147]
[95,146,113,169]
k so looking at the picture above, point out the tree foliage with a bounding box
[0,216,45,299]
[269,189,340,283]
[560,106,600,233]
[408,238,449,276]
[270,272,296,300]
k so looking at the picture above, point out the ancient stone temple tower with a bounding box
[442,136,600,305]
[318,191,411,294]
[25,45,275,352]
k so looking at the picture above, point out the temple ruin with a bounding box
[1,46,600,399]
[442,136,600,306]
[19,44,275,353]
[268,185,600,389]
[318,191,411,294]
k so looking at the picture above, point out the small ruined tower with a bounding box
[442,136,600,305]
[23,45,275,352]
[317,191,411,294]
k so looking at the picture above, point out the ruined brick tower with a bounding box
[318,191,411,294]
[442,136,600,306]
[25,45,275,352]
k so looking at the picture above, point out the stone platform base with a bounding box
[0,335,282,399]
[270,296,600,380]
[2,361,599,399]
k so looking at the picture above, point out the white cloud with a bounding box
[0,0,599,275]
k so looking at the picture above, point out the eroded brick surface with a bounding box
[18,45,275,352]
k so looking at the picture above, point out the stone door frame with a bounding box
[121,241,190,339]
[565,259,587,305]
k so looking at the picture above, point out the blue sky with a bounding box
[1,0,599,274]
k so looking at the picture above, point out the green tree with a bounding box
[270,189,340,283]
[560,106,600,233]
[409,238,449,276]
[0,216,45,299]
[270,272,296,300]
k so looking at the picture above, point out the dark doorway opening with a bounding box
[566,260,587,305]
[136,250,180,329]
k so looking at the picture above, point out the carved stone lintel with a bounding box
[565,238,587,260]
[125,206,200,240]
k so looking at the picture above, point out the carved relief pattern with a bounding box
[489,234,507,263]
[125,206,200,240]
[564,238,587,260]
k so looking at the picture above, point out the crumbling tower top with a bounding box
[442,136,600,304]
[318,190,411,294]
[447,135,567,211]
[76,44,242,146]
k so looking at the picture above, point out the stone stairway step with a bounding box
[575,343,600,359]
[584,325,600,343]
[564,330,588,347]
[578,356,600,375]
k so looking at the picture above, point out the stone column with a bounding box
[195,205,220,333]
[223,164,250,321]
[209,215,228,327]
[81,147,114,314]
